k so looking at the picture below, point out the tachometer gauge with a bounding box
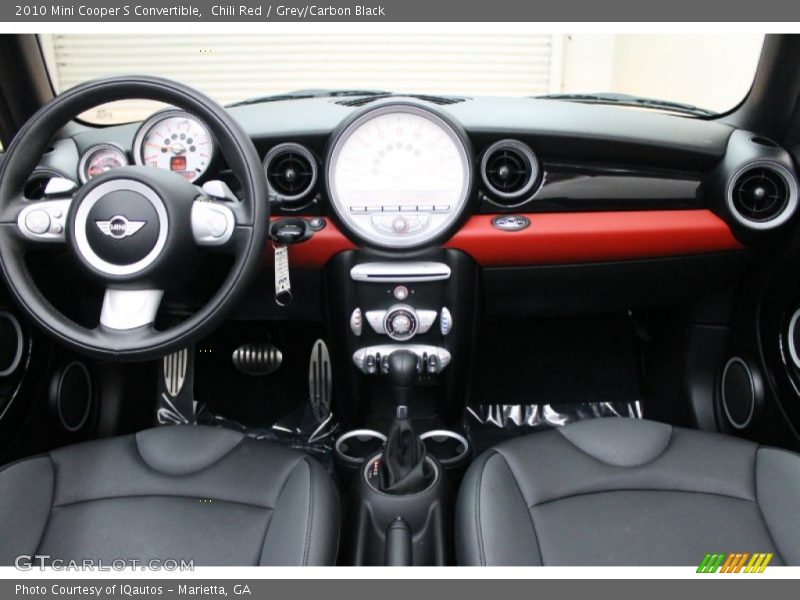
[78,143,128,183]
[132,110,214,182]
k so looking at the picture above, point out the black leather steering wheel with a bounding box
[0,76,268,360]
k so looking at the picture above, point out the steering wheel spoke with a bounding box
[191,197,240,251]
[11,176,77,245]
[16,196,73,244]
[99,287,164,331]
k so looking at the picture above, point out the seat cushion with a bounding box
[456,418,800,566]
[0,425,340,566]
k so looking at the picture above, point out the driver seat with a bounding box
[0,425,340,566]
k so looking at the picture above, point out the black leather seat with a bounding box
[0,425,340,566]
[456,418,800,566]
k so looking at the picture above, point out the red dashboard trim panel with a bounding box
[268,211,743,269]
[445,210,744,267]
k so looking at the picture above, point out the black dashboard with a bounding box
[23,93,798,262]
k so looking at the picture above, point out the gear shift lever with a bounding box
[380,350,434,494]
[386,349,418,417]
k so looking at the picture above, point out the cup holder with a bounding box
[420,430,470,467]
[334,429,387,466]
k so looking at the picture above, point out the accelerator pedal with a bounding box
[308,339,332,423]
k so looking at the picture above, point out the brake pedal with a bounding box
[232,343,283,376]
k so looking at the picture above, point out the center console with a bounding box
[324,248,477,565]
[325,248,477,426]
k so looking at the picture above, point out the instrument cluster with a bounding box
[78,109,215,184]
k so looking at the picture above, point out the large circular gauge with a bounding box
[78,143,128,183]
[132,110,214,182]
[327,104,471,249]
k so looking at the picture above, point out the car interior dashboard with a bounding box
[3,58,800,566]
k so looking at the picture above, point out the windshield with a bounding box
[40,33,764,124]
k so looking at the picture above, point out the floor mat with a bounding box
[155,326,340,463]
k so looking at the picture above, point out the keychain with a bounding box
[273,242,293,306]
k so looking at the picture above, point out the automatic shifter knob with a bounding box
[386,350,418,412]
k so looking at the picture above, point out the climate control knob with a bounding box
[391,314,412,335]
[383,305,419,341]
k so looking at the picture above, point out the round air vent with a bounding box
[263,143,318,204]
[727,161,798,229]
[480,140,539,204]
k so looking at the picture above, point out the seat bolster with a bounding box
[259,457,340,566]
[493,421,759,507]
[558,418,672,466]
[0,456,54,565]
[135,426,245,475]
[756,447,800,565]
[456,451,542,566]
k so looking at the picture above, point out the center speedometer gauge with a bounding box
[78,143,128,183]
[327,103,472,249]
[132,109,214,183]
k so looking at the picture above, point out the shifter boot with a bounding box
[381,418,435,494]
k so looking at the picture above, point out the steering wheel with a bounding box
[0,76,268,360]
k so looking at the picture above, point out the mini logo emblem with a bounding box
[95,215,146,240]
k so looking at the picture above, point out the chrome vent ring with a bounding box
[480,139,539,204]
[726,161,798,230]
[264,142,318,204]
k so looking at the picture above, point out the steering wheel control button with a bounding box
[383,305,419,341]
[393,285,409,301]
[17,198,72,242]
[440,307,453,336]
[25,210,51,235]
[350,308,363,337]
[492,214,531,231]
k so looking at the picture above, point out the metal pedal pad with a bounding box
[309,339,332,421]
[232,343,283,376]
[157,347,196,425]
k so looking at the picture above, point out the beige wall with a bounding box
[41,33,765,123]
[561,34,765,112]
